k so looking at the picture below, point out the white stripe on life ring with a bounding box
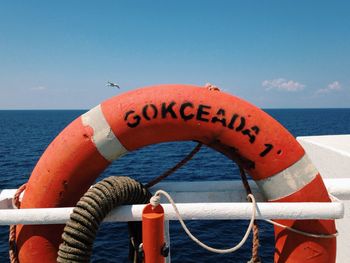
[255,154,319,201]
[82,104,127,162]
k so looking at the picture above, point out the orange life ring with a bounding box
[17,84,336,262]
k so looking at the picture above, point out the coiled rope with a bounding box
[57,176,151,263]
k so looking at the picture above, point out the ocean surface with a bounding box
[0,108,350,262]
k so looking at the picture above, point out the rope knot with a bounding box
[150,193,161,208]
[247,193,254,203]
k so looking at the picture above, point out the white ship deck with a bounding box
[298,135,350,262]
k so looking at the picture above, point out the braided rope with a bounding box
[57,176,151,262]
[9,183,27,263]
[238,167,261,263]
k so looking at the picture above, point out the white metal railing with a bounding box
[0,178,348,225]
[0,201,344,225]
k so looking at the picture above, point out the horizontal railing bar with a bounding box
[0,201,344,225]
[1,178,349,210]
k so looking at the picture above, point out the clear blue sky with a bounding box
[1,1,349,109]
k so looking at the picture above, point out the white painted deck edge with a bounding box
[297,135,350,263]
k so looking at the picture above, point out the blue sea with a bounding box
[1,109,350,262]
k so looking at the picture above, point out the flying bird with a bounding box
[106,81,120,89]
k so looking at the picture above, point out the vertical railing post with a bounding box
[164,220,171,263]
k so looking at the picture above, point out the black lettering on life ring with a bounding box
[242,125,260,144]
[161,102,177,119]
[179,102,195,121]
[142,104,158,121]
[124,102,273,156]
[196,104,211,122]
[235,117,246,131]
[242,129,255,143]
[252,125,260,134]
[124,110,141,128]
[260,143,273,157]
[211,109,227,127]
[227,114,239,129]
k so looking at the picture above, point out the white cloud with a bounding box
[31,86,47,91]
[316,81,342,94]
[262,78,305,92]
